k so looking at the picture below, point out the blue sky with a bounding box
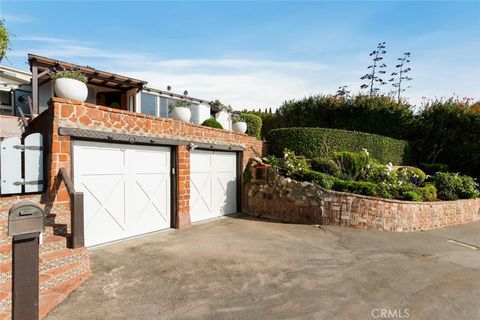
[1,1,479,109]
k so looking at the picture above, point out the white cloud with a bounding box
[1,13,34,23]
[11,35,480,109]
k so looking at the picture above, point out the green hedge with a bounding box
[268,127,411,165]
[202,118,223,129]
[242,113,262,138]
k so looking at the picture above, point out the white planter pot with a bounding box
[232,121,247,133]
[54,78,88,102]
[170,107,191,122]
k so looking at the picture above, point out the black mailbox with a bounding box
[8,201,45,237]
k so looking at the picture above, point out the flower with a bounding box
[362,148,370,157]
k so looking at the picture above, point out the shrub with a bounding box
[419,163,449,175]
[403,191,422,202]
[51,70,88,84]
[415,98,480,178]
[265,155,280,170]
[241,113,262,138]
[281,149,309,175]
[331,178,378,196]
[434,172,479,200]
[395,166,426,186]
[202,118,223,129]
[333,151,369,181]
[310,158,340,177]
[417,183,437,201]
[293,169,334,189]
[268,127,411,165]
[276,94,414,139]
[169,99,191,111]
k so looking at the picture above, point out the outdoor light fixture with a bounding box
[188,142,198,151]
[183,90,188,96]
[167,85,171,91]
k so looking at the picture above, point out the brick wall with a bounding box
[247,165,480,232]
[28,97,264,229]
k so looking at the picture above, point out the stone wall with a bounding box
[246,165,480,231]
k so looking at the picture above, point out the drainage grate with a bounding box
[447,239,479,250]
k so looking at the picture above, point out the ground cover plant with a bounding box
[267,148,479,202]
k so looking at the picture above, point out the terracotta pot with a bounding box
[54,78,88,102]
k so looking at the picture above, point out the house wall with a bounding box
[29,97,264,229]
[246,165,480,232]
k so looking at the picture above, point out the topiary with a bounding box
[268,127,411,165]
[310,158,340,177]
[202,118,223,129]
[241,113,262,138]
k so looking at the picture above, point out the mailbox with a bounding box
[8,201,45,237]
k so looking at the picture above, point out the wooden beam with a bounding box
[31,64,39,114]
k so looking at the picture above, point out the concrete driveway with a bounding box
[46,216,480,320]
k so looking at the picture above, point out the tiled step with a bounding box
[0,247,90,317]
[0,234,68,263]
[0,247,86,285]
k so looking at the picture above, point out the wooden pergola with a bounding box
[28,54,147,114]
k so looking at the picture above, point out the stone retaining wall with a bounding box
[246,165,480,231]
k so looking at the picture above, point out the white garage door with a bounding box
[73,141,171,247]
[190,150,237,222]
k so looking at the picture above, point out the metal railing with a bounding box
[58,168,85,248]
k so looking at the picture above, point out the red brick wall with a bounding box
[28,98,264,229]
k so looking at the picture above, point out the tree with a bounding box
[0,19,12,63]
[389,52,413,102]
[336,85,351,98]
[360,42,388,95]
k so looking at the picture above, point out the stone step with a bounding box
[0,247,87,286]
[0,234,68,263]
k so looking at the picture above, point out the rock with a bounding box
[301,181,310,187]
[311,200,319,206]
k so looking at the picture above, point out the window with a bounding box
[190,103,199,124]
[160,97,169,118]
[141,92,157,116]
[0,90,12,115]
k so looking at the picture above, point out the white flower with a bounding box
[362,148,370,157]
[386,162,394,172]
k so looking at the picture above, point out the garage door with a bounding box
[73,141,171,246]
[190,150,237,222]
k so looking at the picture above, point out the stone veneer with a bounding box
[247,164,480,232]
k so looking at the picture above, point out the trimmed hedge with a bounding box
[268,127,411,165]
[202,118,223,129]
[242,113,262,138]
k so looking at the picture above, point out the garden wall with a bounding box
[246,164,480,231]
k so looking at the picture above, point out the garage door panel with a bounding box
[131,173,170,234]
[190,150,212,173]
[190,150,237,222]
[74,141,126,173]
[213,172,237,215]
[74,141,171,247]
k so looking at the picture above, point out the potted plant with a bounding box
[232,114,248,133]
[51,70,88,102]
[169,99,191,122]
